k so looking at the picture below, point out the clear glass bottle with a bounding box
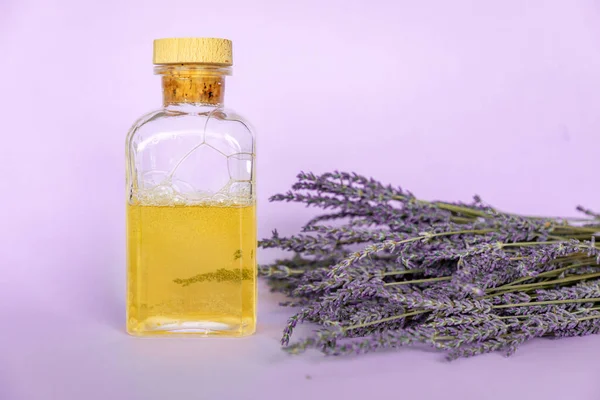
[126,38,256,336]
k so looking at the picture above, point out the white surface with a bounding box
[2,280,600,400]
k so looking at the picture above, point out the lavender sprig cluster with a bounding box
[259,171,600,360]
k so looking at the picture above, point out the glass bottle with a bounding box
[126,38,257,336]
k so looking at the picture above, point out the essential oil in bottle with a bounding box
[126,38,257,336]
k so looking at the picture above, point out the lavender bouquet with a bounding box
[259,172,600,359]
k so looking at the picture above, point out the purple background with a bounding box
[2,0,600,399]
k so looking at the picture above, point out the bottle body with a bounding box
[126,101,257,336]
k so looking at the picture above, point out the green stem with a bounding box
[433,202,490,218]
[553,226,600,233]
[557,235,600,240]
[384,276,452,287]
[498,315,530,320]
[270,268,305,275]
[391,194,599,226]
[577,314,600,322]
[547,235,570,241]
[500,241,565,248]
[381,269,424,277]
[360,229,495,257]
[487,261,597,292]
[432,335,454,341]
[450,216,477,224]
[500,242,599,252]
[493,297,600,309]
[497,312,600,322]
[524,215,596,222]
[430,229,495,238]
[486,271,600,293]
[343,309,429,331]
[574,306,600,315]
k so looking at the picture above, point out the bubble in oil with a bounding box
[228,153,253,182]
[134,142,254,206]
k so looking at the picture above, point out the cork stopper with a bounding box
[153,38,233,66]
[162,74,225,106]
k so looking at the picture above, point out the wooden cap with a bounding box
[153,38,233,65]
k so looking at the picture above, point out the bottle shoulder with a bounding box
[126,107,255,157]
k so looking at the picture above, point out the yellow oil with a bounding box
[126,202,257,336]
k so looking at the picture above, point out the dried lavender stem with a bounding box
[449,216,475,224]
[433,335,455,341]
[387,195,487,218]
[431,202,490,218]
[577,314,600,322]
[553,226,600,233]
[573,307,600,315]
[332,229,495,274]
[487,272,600,293]
[381,269,425,277]
[384,276,453,286]
[343,309,429,331]
[500,241,569,248]
[396,194,599,225]
[499,261,597,288]
[494,297,600,309]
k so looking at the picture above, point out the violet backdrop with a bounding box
[1,0,600,399]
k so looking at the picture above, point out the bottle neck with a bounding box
[155,64,231,107]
